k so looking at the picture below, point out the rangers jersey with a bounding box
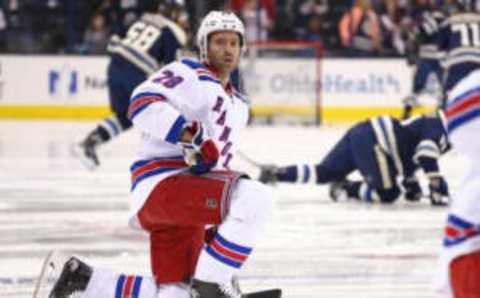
[435,69,480,297]
[127,58,250,228]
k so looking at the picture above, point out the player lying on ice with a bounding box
[44,10,281,298]
[259,111,451,206]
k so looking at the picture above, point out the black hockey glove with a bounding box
[402,177,422,202]
[429,176,450,206]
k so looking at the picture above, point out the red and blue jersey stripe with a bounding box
[446,87,480,133]
[197,68,221,84]
[233,91,249,105]
[128,92,167,121]
[181,59,222,85]
[130,156,187,190]
[444,214,480,247]
[115,274,143,298]
[205,233,252,268]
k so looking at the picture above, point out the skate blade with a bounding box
[32,251,70,298]
[70,143,98,171]
[244,288,282,298]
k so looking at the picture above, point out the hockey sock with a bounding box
[95,115,125,143]
[277,164,317,184]
[82,269,158,298]
[195,180,273,284]
[357,182,380,202]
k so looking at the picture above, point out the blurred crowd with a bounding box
[0,0,453,57]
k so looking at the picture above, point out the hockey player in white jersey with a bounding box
[46,11,280,298]
[435,2,480,297]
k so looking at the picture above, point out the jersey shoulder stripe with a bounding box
[181,59,222,85]
[233,90,250,105]
[446,87,480,132]
[128,92,167,120]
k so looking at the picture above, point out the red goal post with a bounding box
[240,40,324,125]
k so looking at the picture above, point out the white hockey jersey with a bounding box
[127,58,250,228]
[435,69,480,297]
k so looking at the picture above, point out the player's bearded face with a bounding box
[207,31,241,74]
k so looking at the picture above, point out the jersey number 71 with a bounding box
[452,22,480,47]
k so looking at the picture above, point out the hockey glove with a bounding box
[401,177,422,202]
[180,121,219,175]
[429,176,450,206]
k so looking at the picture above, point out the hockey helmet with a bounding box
[196,11,246,60]
[143,0,185,17]
[158,0,185,19]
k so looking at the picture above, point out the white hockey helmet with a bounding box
[196,11,246,60]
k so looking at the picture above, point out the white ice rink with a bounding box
[0,120,469,298]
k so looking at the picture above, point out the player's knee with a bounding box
[377,187,401,203]
[315,164,340,184]
[229,179,274,225]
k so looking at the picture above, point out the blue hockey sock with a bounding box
[276,165,298,182]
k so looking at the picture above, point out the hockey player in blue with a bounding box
[402,0,446,119]
[437,0,480,94]
[259,112,451,206]
[74,0,187,169]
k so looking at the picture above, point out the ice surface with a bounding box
[0,120,467,298]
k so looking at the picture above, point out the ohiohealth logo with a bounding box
[48,69,78,96]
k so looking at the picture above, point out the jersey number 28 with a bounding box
[122,21,161,51]
[452,22,480,47]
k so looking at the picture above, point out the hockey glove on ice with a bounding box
[429,176,449,206]
[402,177,422,202]
[179,121,219,174]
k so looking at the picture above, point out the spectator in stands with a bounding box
[231,0,275,42]
[377,0,410,56]
[292,0,328,38]
[98,0,141,35]
[0,6,7,52]
[338,0,383,56]
[292,0,340,50]
[81,13,109,54]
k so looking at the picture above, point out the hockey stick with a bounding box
[32,250,54,298]
[236,150,263,168]
[244,288,282,298]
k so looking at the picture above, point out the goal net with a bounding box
[240,41,324,125]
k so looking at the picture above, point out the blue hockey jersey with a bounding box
[369,112,450,178]
[415,9,446,60]
[107,13,187,75]
[438,12,480,91]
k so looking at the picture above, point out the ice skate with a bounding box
[191,278,242,298]
[329,180,350,201]
[401,95,420,119]
[71,134,101,170]
[191,278,281,298]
